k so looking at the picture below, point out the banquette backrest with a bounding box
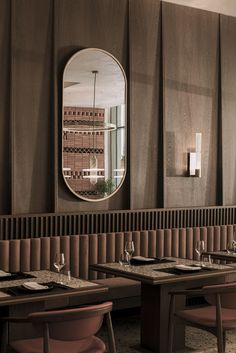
[0,225,234,280]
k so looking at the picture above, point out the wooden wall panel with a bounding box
[56,0,129,212]
[221,15,236,205]
[0,0,236,224]
[129,0,162,209]
[162,3,219,207]
[11,0,54,214]
[0,0,11,214]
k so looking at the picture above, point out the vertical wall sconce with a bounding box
[188,133,202,177]
[195,132,201,177]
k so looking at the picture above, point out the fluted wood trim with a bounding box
[0,207,236,240]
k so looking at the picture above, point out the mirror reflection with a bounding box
[62,48,127,201]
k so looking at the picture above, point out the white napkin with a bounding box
[0,270,11,277]
[22,282,49,290]
[174,264,201,271]
[132,256,155,262]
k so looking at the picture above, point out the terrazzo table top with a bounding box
[204,250,236,262]
[0,270,105,305]
[91,257,236,285]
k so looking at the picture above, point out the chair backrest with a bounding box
[204,282,236,309]
[28,301,113,341]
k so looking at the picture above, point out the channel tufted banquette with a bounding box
[0,225,235,309]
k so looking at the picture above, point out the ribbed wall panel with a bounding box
[0,207,235,239]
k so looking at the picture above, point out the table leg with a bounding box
[141,283,185,353]
[140,275,226,353]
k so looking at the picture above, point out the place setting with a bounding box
[1,252,73,297]
[0,270,36,282]
[154,241,219,276]
[119,241,175,266]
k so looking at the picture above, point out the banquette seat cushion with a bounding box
[92,277,141,309]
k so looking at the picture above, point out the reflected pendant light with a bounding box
[82,70,105,184]
[90,71,99,185]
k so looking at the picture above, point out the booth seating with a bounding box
[0,225,234,310]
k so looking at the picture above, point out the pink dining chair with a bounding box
[168,282,236,353]
[1,301,116,353]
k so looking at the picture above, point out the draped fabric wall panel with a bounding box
[221,15,236,205]
[129,0,162,209]
[11,0,54,214]
[0,0,11,214]
[162,2,219,207]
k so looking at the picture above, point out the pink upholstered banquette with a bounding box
[0,225,234,279]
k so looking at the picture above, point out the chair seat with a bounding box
[10,335,106,353]
[177,306,236,329]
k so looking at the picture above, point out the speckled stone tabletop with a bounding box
[93,257,233,283]
[0,270,98,299]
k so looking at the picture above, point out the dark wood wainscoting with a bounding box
[0,206,236,240]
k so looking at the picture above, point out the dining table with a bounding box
[0,270,107,342]
[203,249,236,263]
[91,257,236,353]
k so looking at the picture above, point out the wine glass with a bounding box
[53,253,66,283]
[195,240,205,265]
[124,241,135,265]
[227,241,233,254]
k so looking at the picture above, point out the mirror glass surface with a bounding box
[62,48,127,201]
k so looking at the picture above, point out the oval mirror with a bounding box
[62,48,127,201]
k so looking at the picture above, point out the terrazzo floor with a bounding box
[99,311,236,353]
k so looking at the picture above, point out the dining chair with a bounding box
[168,282,236,353]
[1,301,116,353]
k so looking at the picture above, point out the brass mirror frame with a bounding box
[62,48,127,202]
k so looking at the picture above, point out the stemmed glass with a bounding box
[227,239,236,254]
[53,253,66,284]
[195,240,205,265]
[124,241,135,265]
[227,229,236,253]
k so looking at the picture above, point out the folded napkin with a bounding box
[132,256,156,262]
[22,282,49,290]
[0,270,11,277]
[174,264,201,271]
